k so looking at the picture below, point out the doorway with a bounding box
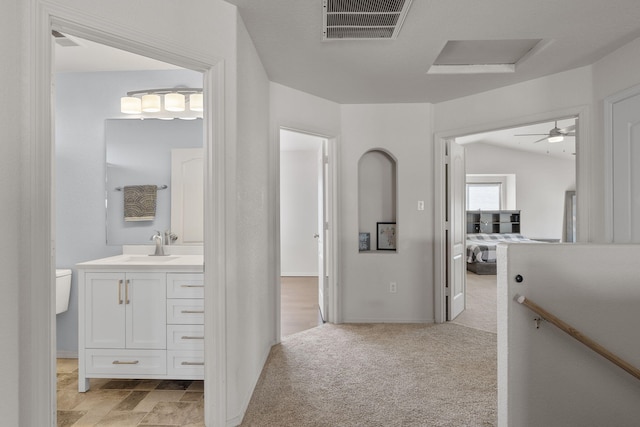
[279,129,327,337]
[435,114,582,323]
[53,32,208,425]
[27,13,226,425]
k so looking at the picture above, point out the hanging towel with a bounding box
[123,185,157,222]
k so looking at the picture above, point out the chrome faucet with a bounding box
[150,231,165,256]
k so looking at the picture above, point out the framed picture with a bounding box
[377,222,396,250]
[359,232,371,251]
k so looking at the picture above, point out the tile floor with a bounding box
[56,358,204,426]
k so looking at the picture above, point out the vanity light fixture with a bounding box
[120,88,203,119]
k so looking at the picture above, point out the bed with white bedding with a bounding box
[466,233,537,274]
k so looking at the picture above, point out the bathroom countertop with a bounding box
[76,253,204,272]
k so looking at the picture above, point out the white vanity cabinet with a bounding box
[166,273,205,378]
[84,272,166,350]
[76,254,204,392]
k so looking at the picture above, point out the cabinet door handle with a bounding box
[181,361,204,366]
[181,335,205,340]
[118,280,123,305]
[125,279,130,304]
[112,360,139,365]
[181,310,204,314]
[181,284,204,288]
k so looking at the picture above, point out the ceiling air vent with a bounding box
[322,0,413,41]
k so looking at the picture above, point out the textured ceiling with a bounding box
[225,0,640,104]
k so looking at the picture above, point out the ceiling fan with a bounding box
[515,121,576,143]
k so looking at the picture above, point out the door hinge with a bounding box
[323,155,329,165]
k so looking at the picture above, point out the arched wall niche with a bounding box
[358,149,397,252]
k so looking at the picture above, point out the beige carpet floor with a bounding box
[241,323,497,427]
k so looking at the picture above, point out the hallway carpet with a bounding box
[240,323,497,426]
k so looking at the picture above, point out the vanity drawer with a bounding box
[167,299,204,324]
[167,273,204,299]
[167,325,205,350]
[167,350,204,378]
[85,349,166,376]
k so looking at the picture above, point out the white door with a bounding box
[611,92,640,242]
[85,273,126,348]
[125,273,167,349]
[171,148,204,244]
[317,142,328,321]
[447,140,466,320]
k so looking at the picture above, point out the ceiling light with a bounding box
[120,88,202,119]
[548,135,564,143]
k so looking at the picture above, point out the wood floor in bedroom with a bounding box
[280,276,323,337]
[450,272,497,333]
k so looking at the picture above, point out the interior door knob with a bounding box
[314,234,320,239]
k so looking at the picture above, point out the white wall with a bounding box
[270,83,342,136]
[0,1,21,425]
[498,244,640,426]
[228,13,274,425]
[54,69,202,356]
[465,143,575,240]
[341,104,434,322]
[280,149,319,276]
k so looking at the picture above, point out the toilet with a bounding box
[56,269,72,315]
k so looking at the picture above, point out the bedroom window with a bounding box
[467,183,501,210]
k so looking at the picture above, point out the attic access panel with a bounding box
[434,39,542,65]
[322,0,413,41]
[428,39,543,74]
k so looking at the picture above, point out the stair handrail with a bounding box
[514,294,640,382]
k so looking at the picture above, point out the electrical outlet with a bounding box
[389,282,397,293]
[417,200,425,211]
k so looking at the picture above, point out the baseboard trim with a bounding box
[341,318,434,324]
[280,273,318,277]
[57,351,78,359]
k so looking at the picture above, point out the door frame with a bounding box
[27,4,226,426]
[433,107,591,323]
[603,82,640,242]
[276,126,340,337]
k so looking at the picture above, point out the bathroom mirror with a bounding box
[105,119,203,245]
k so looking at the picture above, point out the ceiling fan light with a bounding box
[189,93,203,112]
[120,96,141,114]
[548,135,564,143]
[164,93,185,112]
[141,94,161,112]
